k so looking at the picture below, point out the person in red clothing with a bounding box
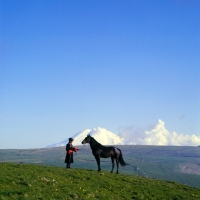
[65,138,79,168]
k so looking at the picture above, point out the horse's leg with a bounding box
[95,155,101,171]
[116,158,119,174]
[110,157,114,173]
[115,153,119,174]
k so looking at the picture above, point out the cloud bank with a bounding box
[119,119,200,146]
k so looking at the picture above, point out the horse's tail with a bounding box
[116,148,128,166]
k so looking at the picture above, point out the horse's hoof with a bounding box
[116,172,119,174]
[110,171,113,173]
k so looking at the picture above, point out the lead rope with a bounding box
[74,144,86,156]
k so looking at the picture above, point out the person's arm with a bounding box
[73,147,79,152]
[66,144,68,151]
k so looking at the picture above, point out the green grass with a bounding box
[1,146,200,188]
[0,163,200,200]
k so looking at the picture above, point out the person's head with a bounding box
[69,138,74,143]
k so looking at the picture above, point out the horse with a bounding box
[81,134,128,174]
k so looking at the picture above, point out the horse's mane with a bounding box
[90,136,102,148]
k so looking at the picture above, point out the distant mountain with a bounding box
[46,127,125,148]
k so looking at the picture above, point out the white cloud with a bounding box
[118,125,146,145]
[47,120,200,147]
[119,119,200,146]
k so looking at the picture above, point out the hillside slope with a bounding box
[1,145,200,188]
[0,163,200,199]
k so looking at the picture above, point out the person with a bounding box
[65,138,79,168]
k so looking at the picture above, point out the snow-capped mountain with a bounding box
[46,127,124,148]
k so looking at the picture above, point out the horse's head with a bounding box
[81,134,91,144]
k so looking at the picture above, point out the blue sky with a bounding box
[1,0,200,149]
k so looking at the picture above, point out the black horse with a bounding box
[81,134,128,174]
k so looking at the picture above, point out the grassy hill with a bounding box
[1,145,200,188]
[0,163,200,200]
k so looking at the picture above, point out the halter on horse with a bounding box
[81,134,128,174]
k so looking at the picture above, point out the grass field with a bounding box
[1,145,200,188]
[0,163,200,200]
